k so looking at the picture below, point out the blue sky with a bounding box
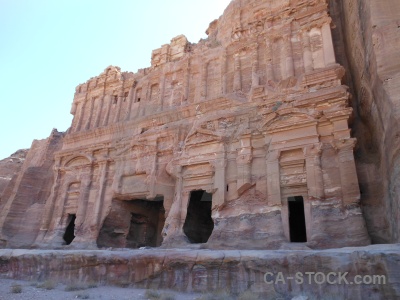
[0,0,231,159]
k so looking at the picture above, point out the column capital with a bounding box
[266,149,280,162]
[210,157,226,169]
[333,138,357,152]
[236,153,252,165]
[303,143,322,158]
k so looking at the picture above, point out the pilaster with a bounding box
[334,138,360,206]
[266,150,281,206]
[304,144,324,199]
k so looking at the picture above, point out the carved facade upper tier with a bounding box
[0,0,370,250]
[69,0,338,135]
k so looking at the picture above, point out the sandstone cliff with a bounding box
[0,0,398,252]
[0,149,28,208]
[0,130,64,248]
[329,0,400,244]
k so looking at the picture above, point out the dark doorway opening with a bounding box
[288,196,307,242]
[63,214,76,245]
[183,190,214,243]
[126,199,165,248]
[97,198,165,249]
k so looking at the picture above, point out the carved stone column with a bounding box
[146,143,159,199]
[236,135,252,195]
[162,165,186,244]
[145,82,150,102]
[302,31,313,73]
[266,150,281,206]
[321,22,336,66]
[141,82,150,116]
[76,177,90,227]
[91,160,109,229]
[265,37,275,83]
[28,159,59,243]
[221,51,227,94]
[159,75,166,111]
[102,95,113,126]
[304,144,324,199]
[40,172,71,245]
[233,53,242,91]
[184,58,190,101]
[212,146,226,208]
[335,139,360,206]
[114,92,124,123]
[284,35,295,78]
[251,43,259,87]
[84,97,95,130]
[94,96,104,127]
[126,85,136,121]
[75,101,85,132]
[310,27,325,69]
[201,61,208,99]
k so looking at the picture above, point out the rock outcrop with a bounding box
[0,149,28,209]
[0,130,64,248]
[328,0,400,244]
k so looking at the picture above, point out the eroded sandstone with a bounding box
[1,0,399,253]
[0,245,399,298]
[0,0,374,251]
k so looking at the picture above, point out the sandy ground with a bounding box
[0,279,209,300]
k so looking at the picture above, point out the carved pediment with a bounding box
[259,108,321,131]
[114,145,132,157]
[185,129,221,146]
[64,155,92,168]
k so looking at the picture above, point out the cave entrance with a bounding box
[63,214,76,245]
[183,190,214,243]
[126,199,165,248]
[288,196,307,242]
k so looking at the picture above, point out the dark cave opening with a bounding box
[125,199,165,248]
[183,190,214,243]
[63,214,76,245]
[288,196,307,243]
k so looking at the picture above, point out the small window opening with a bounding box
[226,184,229,192]
[288,196,307,242]
[137,97,141,102]
[63,214,76,245]
[113,95,118,104]
[183,190,214,243]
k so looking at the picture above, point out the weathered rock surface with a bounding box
[20,0,369,251]
[0,245,399,299]
[0,130,64,248]
[330,0,400,245]
[0,149,28,208]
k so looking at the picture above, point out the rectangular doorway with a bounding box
[288,196,307,242]
[63,214,76,245]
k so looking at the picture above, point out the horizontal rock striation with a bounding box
[0,245,399,298]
